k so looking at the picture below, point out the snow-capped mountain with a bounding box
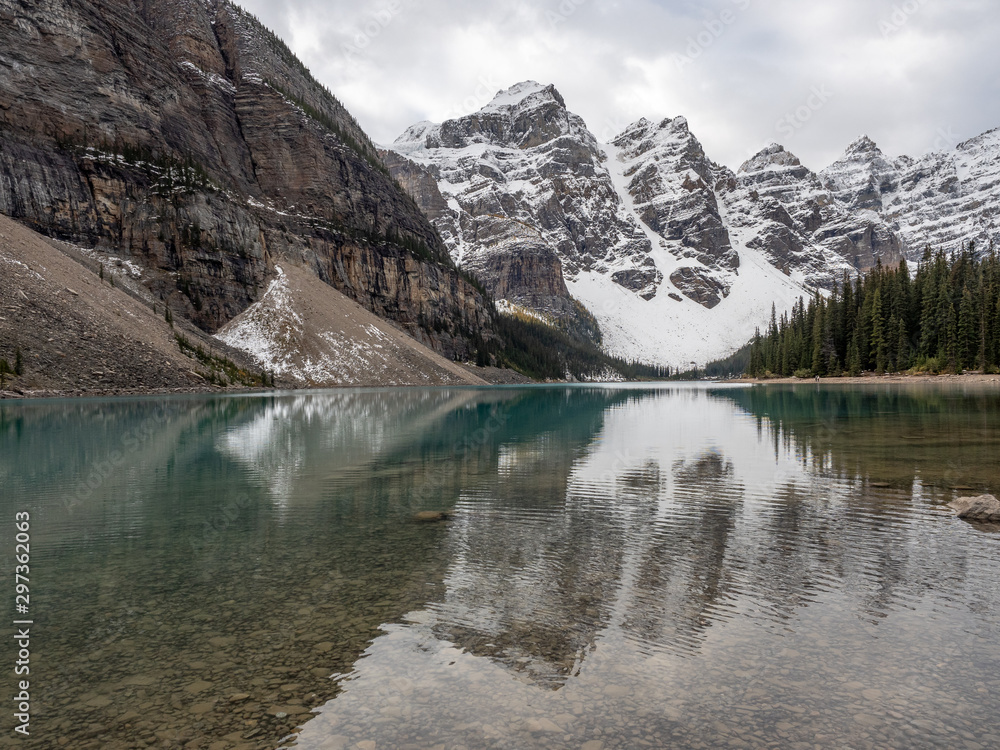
[385,82,957,367]
[821,130,1000,255]
[722,143,904,283]
[389,82,651,340]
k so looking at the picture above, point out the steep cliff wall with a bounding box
[0,0,492,358]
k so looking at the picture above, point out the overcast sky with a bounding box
[236,0,1000,171]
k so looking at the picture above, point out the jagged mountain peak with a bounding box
[393,80,586,151]
[957,126,1000,154]
[392,120,438,148]
[739,144,804,174]
[384,82,995,368]
[611,118,651,146]
[822,135,906,213]
[666,115,690,134]
[827,136,893,171]
[611,116,704,168]
[817,122,1000,254]
[616,115,691,140]
[481,81,566,112]
[844,135,882,156]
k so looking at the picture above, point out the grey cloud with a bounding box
[237,0,1000,169]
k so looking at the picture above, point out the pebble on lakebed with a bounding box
[948,494,1000,523]
[413,510,451,522]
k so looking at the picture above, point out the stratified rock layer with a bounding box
[0,0,492,358]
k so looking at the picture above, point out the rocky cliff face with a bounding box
[821,130,1000,256]
[386,82,908,366]
[719,143,905,285]
[388,82,652,336]
[611,116,737,307]
[0,0,492,359]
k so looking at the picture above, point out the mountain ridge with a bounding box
[386,81,963,367]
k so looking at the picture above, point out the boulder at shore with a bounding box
[948,494,1000,523]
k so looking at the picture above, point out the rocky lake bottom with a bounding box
[1,383,998,749]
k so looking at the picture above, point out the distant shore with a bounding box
[0,365,536,401]
[6,371,1000,402]
[725,373,1000,386]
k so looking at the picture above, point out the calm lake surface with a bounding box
[2,383,1000,749]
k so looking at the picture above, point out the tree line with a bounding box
[746,244,1000,378]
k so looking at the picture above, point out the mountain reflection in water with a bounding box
[290,383,1000,750]
[1,384,998,750]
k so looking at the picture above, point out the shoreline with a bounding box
[0,365,538,401]
[726,373,1000,385]
[5,371,1000,402]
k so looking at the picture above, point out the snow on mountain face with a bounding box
[611,117,737,307]
[215,264,485,386]
[720,143,904,287]
[386,82,908,367]
[820,129,1000,255]
[390,81,654,331]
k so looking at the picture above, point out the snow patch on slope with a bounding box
[482,80,548,111]
[215,265,484,386]
[215,266,301,373]
[562,145,811,367]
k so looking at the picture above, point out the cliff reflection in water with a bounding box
[293,383,1000,749]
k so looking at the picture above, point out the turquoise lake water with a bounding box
[1,383,999,749]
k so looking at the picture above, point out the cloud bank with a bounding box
[235,0,1000,170]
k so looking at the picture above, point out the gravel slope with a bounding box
[0,215,489,397]
[0,214,224,397]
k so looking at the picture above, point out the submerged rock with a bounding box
[413,510,451,523]
[948,494,1000,523]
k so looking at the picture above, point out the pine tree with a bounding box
[780,328,791,375]
[811,296,825,375]
[944,294,958,372]
[993,294,1000,371]
[956,282,978,371]
[872,288,887,374]
[895,315,910,372]
[733,245,1000,378]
